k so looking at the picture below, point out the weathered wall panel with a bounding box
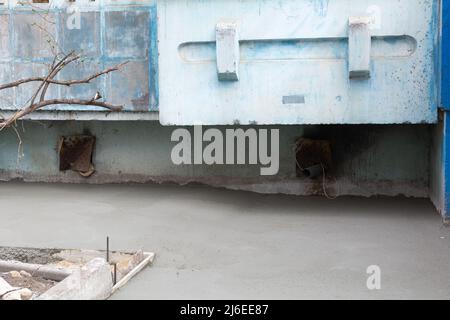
[442,0,450,109]
[0,121,430,199]
[158,0,439,125]
[59,12,101,57]
[0,0,158,114]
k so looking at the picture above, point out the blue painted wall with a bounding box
[158,0,439,125]
[442,0,450,108]
[0,0,158,112]
[436,0,450,220]
[0,0,443,216]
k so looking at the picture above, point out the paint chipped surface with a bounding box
[0,0,158,113]
[158,0,439,125]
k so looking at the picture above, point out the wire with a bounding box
[321,162,339,200]
[295,140,339,199]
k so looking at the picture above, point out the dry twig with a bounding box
[0,51,127,130]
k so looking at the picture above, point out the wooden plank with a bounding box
[110,252,155,295]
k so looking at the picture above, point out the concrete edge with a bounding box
[0,110,160,122]
[0,175,430,199]
[444,218,450,227]
[110,252,155,296]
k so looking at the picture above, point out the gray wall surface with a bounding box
[0,121,431,198]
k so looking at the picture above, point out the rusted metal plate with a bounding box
[295,138,333,178]
[58,135,95,174]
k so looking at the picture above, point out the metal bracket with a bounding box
[216,21,240,81]
[348,17,371,79]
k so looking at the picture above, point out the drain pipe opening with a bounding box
[303,164,323,179]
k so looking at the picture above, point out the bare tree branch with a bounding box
[38,51,82,103]
[31,51,77,106]
[0,62,128,91]
[0,51,127,130]
[0,99,123,130]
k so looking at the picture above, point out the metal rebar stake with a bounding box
[106,236,110,263]
[113,263,117,285]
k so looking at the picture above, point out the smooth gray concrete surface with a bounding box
[0,182,449,300]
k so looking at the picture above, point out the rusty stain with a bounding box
[131,93,150,111]
[59,135,96,177]
[295,138,333,178]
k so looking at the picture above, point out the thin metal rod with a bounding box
[106,236,110,263]
[113,263,117,285]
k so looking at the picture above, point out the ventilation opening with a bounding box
[295,138,333,179]
[58,135,96,178]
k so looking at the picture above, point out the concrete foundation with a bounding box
[0,121,431,198]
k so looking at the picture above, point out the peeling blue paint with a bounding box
[442,112,450,220]
[442,0,450,109]
[312,0,329,17]
[0,0,158,112]
[437,0,450,220]
[158,0,440,125]
[0,0,448,222]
